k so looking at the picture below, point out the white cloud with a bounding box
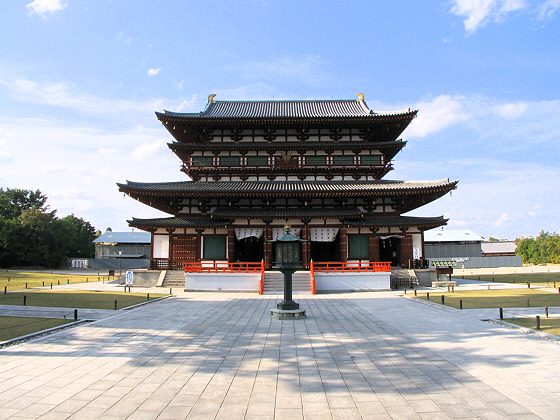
[0,117,176,231]
[450,0,560,32]
[231,55,329,86]
[538,0,560,18]
[404,95,470,138]
[148,68,161,76]
[494,213,510,226]
[26,0,67,17]
[0,76,162,116]
[493,102,529,118]
[132,140,163,162]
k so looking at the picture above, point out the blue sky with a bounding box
[1,0,559,240]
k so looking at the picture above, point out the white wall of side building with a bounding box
[315,272,390,291]
[185,273,261,292]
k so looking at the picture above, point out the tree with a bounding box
[516,231,560,264]
[0,188,98,268]
[0,188,49,219]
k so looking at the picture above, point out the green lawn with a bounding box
[0,316,74,342]
[456,272,560,286]
[417,289,560,309]
[0,271,112,291]
[506,317,560,337]
[0,290,167,309]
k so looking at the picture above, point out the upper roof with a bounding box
[93,231,151,244]
[157,96,416,121]
[424,229,483,243]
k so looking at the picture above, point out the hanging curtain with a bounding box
[235,228,264,240]
[310,228,339,242]
[272,227,301,239]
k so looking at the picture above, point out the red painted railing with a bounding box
[310,261,391,295]
[184,261,265,295]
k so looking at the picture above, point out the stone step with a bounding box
[263,271,311,293]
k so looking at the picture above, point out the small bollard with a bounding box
[527,298,530,307]
[536,315,541,329]
[546,306,549,318]
[25,282,28,289]
[86,278,88,283]
[554,282,556,288]
[42,281,44,287]
[147,293,150,301]
[499,308,503,320]
[114,300,118,310]
[441,295,445,305]
[50,282,52,289]
[404,288,407,294]
[492,277,495,282]
[414,289,417,297]
[427,292,430,300]
[58,280,60,285]
[527,282,531,289]
[459,299,463,310]
[74,309,78,320]
[169,287,172,295]
[23,295,27,306]
[4,286,6,294]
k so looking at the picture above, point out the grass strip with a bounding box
[505,317,560,338]
[0,271,109,291]
[0,290,167,310]
[456,272,560,286]
[417,289,560,309]
[0,316,74,342]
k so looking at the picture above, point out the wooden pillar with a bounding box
[400,234,413,269]
[264,223,272,269]
[227,227,235,263]
[369,234,380,261]
[195,228,204,263]
[301,224,310,269]
[340,225,348,262]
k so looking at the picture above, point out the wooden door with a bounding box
[172,235,197,267]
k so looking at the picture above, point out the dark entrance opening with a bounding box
[234,236,264,262]
[379,237,401,266]
[311,232,340,262]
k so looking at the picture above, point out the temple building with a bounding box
[118,94,457,292]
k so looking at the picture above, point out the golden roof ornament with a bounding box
[356,92,364,102]
[208,94,217,104]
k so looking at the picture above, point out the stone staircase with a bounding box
[263,271,311,294]
[161,270,186,288]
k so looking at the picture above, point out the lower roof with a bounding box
[119,179,457,197]
[127,215,447,231]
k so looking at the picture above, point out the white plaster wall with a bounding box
[412,233,423,258]
[153,235,169,259]
[315,272,390,291]
[185,273,261,291]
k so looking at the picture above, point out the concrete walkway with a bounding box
[1,291,560,419]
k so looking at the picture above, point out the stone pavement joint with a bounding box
[0,290,559,419]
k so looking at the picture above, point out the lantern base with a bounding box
[271,308,307,320]
[277,299,300,310]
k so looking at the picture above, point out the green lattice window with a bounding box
[305,156,327,165]
[332,156,354,165]
[348,235,369,260]
[203,236,227,259]
[191,156,213,166]
[219,156,241,166]
[246,156,268,166]
[361,155,382,165]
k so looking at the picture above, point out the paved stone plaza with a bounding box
[1,290,560,419]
